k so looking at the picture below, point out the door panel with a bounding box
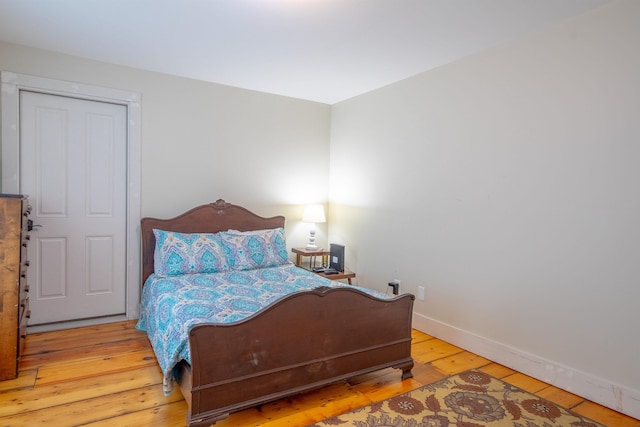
[37,238,66,298]
[87,236,114,294]
[20,91,127,325]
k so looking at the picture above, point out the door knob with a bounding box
[27,219,42,231]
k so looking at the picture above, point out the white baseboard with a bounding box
[28,314,130,333]
[412,312,640,420]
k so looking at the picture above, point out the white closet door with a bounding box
[20,91,127,325]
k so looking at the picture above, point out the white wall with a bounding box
[0,41,331,249]
[330,0,640,418]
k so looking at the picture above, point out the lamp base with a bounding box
[306,228,318,251]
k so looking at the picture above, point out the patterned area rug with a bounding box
[308,370,605,427]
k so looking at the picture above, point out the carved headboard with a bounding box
[140,199,285,284]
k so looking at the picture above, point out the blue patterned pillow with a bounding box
[220,228,290,271]
[153,229,230,276]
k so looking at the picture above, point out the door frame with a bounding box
[1,72,141,329]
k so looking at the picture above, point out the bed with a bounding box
[137,199,415,426]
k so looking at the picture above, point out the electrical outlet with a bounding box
[418,286,425,300]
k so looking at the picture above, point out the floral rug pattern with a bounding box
[307,370,605,427]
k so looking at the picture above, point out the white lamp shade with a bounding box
[302,204,326,223]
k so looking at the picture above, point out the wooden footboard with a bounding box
[179,286,415,426]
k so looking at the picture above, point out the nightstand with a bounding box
[292,247,329,270]
[314,268,356,285]
[291,247,356,285]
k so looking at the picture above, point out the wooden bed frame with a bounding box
[140,199,415,426]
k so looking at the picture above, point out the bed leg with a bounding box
[396,359,414,380]
[401,368,414,380]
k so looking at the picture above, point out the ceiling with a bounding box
[0,0,607,104]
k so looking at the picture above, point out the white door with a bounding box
[20,91,127,325]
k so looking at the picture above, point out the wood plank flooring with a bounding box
[0,320,638,426]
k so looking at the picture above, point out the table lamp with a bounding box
[302,204,326,250]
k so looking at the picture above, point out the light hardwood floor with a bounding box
[0,320,638,426]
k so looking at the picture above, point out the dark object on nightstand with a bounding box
[329,243,344,272]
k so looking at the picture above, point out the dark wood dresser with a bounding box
[0,194,31,380]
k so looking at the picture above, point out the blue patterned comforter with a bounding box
[136,263,387,394]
